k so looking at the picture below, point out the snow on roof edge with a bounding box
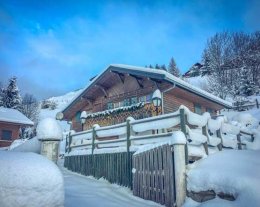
[60,64,232,116]
[0,107,34,126]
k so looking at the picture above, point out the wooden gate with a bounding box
[132,144,175,207]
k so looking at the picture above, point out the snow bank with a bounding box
[8,139,28,150]
[186,150,260,207]
[0,151,64,207]
[11,136,41,153]
[37,118,63,140]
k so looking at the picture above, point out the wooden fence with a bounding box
[64,152,134,188]
[133,144,175,207]
[64,105,255,207]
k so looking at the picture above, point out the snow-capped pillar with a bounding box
[37,118,62,163]
[172,132,187,207]
[179,108,188,165]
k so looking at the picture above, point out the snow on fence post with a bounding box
[180,108,188,165]
[216,129,223,150]
[126,118,132,189]
[92,125,97,155]
[237,134,242,150]
[256,99,259,109]
[202,126,209,155]
[173,132,187,207]
[67,132,72,153]
[37,118,63,163]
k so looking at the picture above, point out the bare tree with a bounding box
[20,93,39,139]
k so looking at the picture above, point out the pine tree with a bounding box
[2,77,22,110]
[168,57,181,77]
[160,64,167,71]
[155,64,160,69]
[239,69,258,96]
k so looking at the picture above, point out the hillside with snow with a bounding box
[39,89,83,130]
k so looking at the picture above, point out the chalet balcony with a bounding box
[80,102,162,131]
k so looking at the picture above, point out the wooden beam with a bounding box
[112,71,125,84]
[95,84,108,98]
[81,97,93,107]
[129,74,144,88]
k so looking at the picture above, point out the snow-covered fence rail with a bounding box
[66,105,255,160]
[66,111,185,156]
[233,98,259,111]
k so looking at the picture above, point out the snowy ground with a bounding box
[59,160,162,207]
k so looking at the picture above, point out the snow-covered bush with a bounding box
[41,100,57,110]
[0,151,64,207]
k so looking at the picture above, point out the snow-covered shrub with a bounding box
[0,151,64,207]
[41,100,57,110]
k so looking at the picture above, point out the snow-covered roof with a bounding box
[0,107,34,126]
[61,64,232,114]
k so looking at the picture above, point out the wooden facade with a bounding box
[60,65,231,132]
[0,122,21,147]
[0,108,34,148]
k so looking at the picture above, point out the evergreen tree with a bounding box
[168,57,181,77]
[160,64,167,71]
[2,77,22,110]
[155,64,160,69]
[238,69,259,96]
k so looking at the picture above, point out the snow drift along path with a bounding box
[59,161,162,207]
[0,152,64,207]
[185,150,260,207]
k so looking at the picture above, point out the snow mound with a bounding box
[0,151,64,207]
[232,113,258,127]
[10,136,41,153]
[37,118,62,140]
[186,150,260,207]
[8,139,28,150]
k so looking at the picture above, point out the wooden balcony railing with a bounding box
[83,103,162,130]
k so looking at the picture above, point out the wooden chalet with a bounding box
[58,64,232,132]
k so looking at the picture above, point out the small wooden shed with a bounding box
[0,107,34,147]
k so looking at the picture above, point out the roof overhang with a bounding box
[60,64,232,118]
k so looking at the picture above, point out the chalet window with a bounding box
[206,108,214,115]
[113,102,119,109]
[146,94,152,103]
[119,101,124,107]
[75,111,81,123]
[139,96,146,103]
[131,97,138,105]
[107,102,113,110]
[194,103,202,115]
[2,130,12,140]
[123,98,130,107]
[139,94,152,103]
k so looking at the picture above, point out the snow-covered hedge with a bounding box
[0,151,64,207]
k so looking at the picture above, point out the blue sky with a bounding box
[0,0,259,99]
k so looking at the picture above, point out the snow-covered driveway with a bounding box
[59,161,162,207]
